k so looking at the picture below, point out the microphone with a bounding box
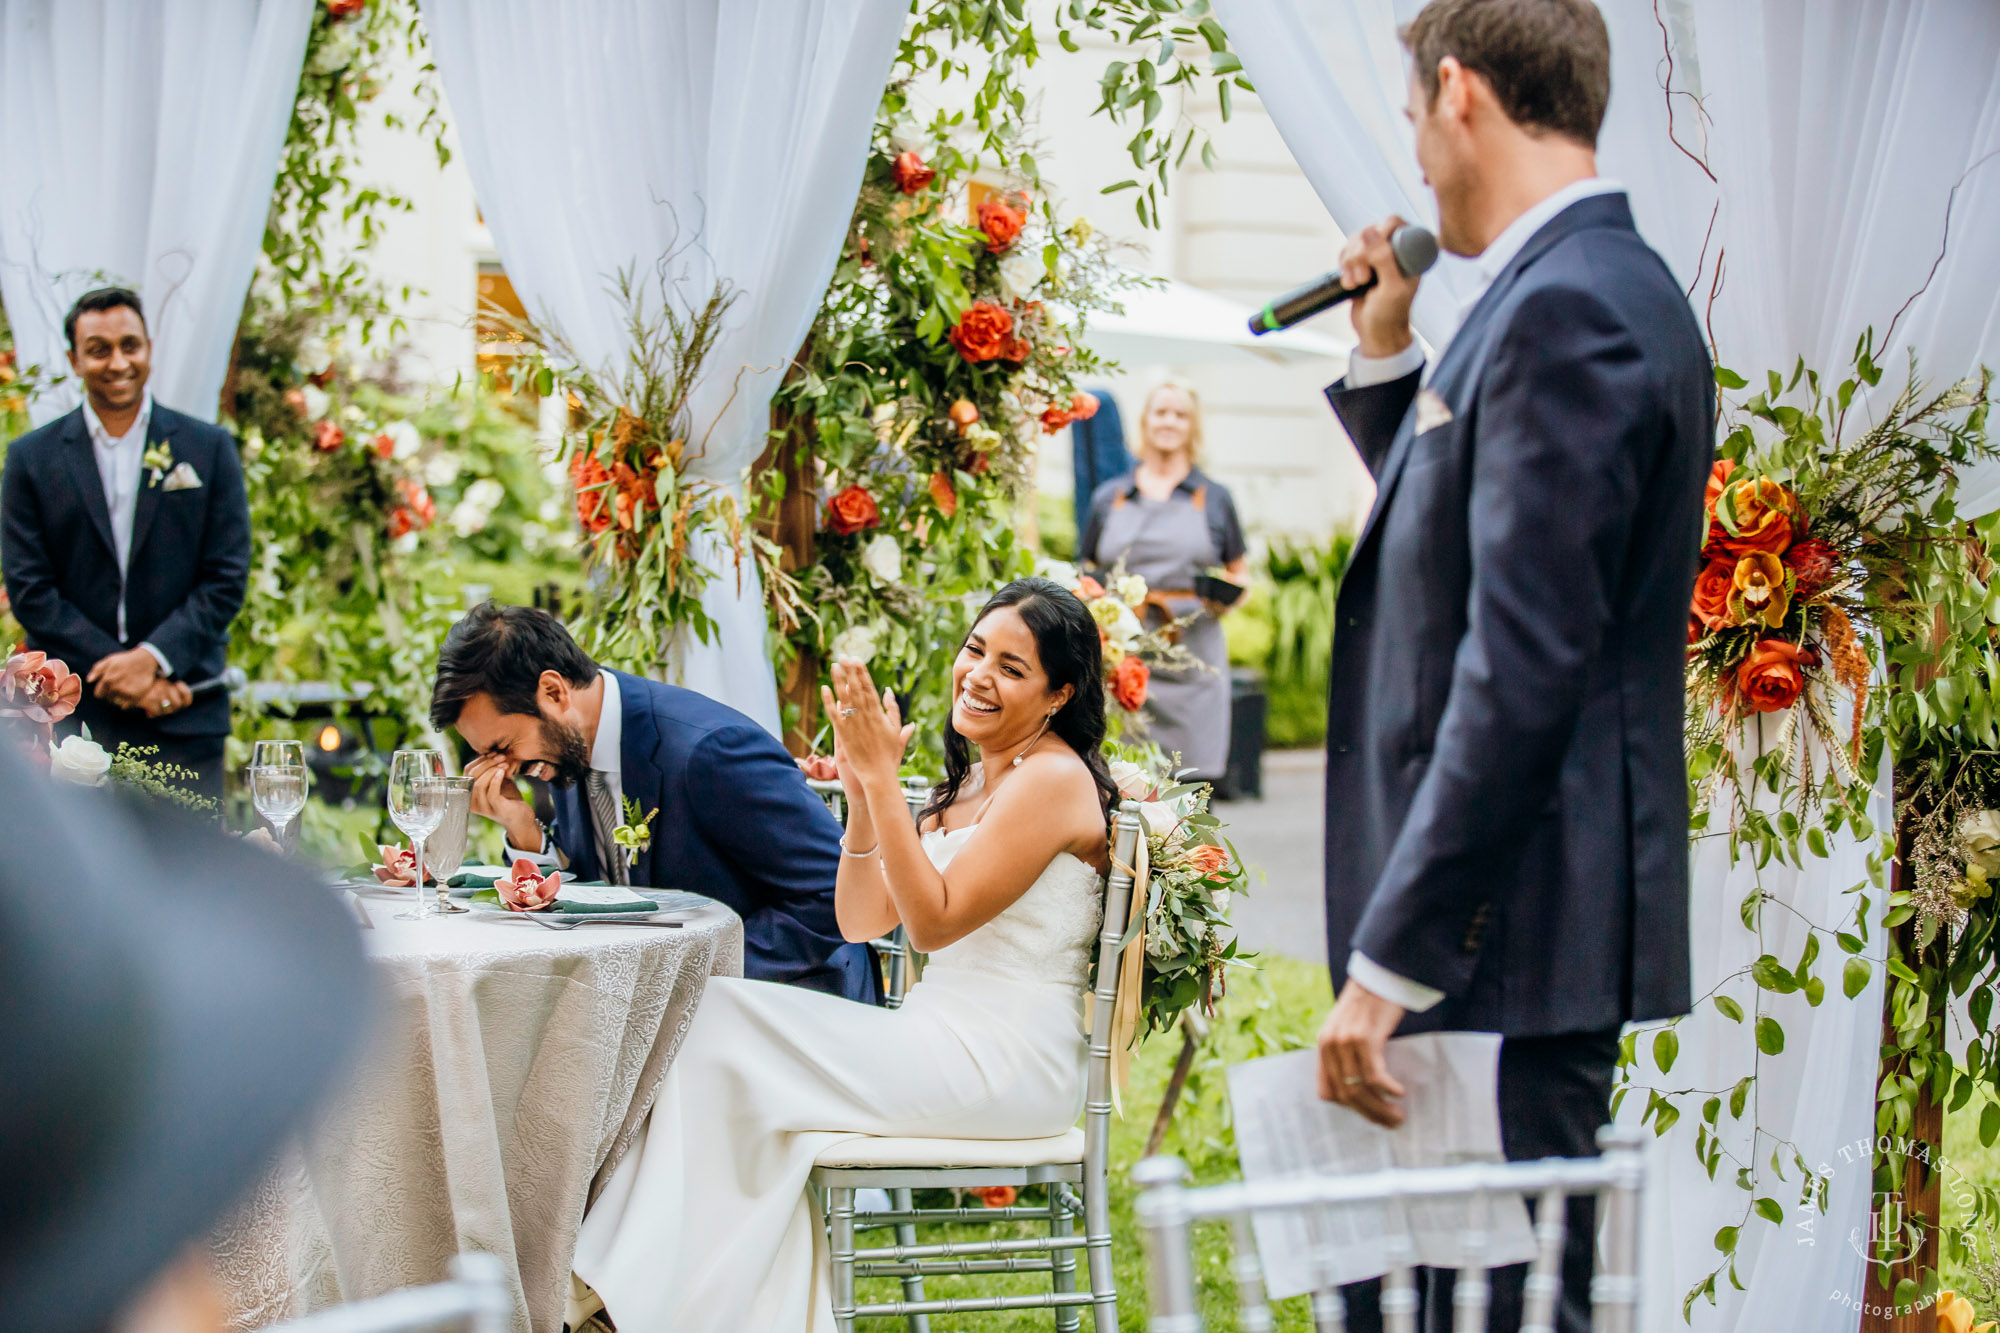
[183,666,248,697]
[1248,225,1440,335]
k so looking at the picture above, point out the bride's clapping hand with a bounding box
[822,656,914,796]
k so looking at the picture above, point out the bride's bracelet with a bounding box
[839,836,879,858]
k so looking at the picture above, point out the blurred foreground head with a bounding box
[0,752,373,1332]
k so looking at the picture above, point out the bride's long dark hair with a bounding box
[921,577,1120,827]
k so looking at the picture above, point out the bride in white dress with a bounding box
[571,577,1120,1331]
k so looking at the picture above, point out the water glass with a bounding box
[422,776,474,916]
[250,762,308,846]
[388,749,447,921]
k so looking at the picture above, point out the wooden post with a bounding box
[760,337,819,757]
[1860,787,1942,1333]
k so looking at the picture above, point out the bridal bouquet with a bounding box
[1104,756,1245,1041]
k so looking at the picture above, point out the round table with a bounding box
[213,887,742,1333]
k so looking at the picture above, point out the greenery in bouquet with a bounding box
[1102,753,1246,1039]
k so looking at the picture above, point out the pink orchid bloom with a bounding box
[495,858,562,912]
[373,844,427,886]
[0,651,82,725]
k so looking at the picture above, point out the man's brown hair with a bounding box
[1401,0,1611,147]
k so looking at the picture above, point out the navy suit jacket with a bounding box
[1322,194,1708,1037]
[550,671,878,1003]
[1,404,250,738]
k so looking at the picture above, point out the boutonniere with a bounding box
[141,441,173,487]
[614,797,658,854]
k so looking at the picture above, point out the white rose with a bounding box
[392,531,420,555]
[381,420,422,460]
[860,534,903,584]
[424,453,463,487]
[1962,809,2000,875]
[449,500,491,538]
[465,477,505,511]
[1116,574,1149,609]
[1139,799,1182,840]
[998,251,1044,303]
[1036,557,1080,587]
[307,22,361,76]
[1106,601,1142,653]
[48,735,111,787]
[301,385,331,421]
[1109,759,1154,801]
[830,624,880,664]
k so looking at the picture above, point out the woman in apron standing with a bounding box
[1079,381,1249,781]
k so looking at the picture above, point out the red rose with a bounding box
[1735,638,1811,713]
[948,301,1018,363]
[386,507,415,540]
[978,1186,1018,1208]
[1784,538,1839,596]
[1070,392,1099,420]
[1040,404,1073,434]
[397,478,435,528]
[312,420,344,452]
[373,433,394,460]
[891,151,935,195]
[1110,655,1149,711]
[826,484,880,535]
[928,471,958,518]
[1690,558,1736,630]
[325,0,367,17]
[976,196,1027,254]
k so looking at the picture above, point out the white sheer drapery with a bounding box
[417,0,906,734]
[0,0,315,424]
[1214,1,2000,1327]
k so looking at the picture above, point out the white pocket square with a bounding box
[1414,388,1455,435]
[161,462,203,491]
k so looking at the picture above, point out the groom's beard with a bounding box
[538,717,594,790]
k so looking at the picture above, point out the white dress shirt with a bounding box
[81,391,170,673]
[507,669,623,865]
[1339,178,1626,1015]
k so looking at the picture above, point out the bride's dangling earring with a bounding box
[1013,709,1058,767]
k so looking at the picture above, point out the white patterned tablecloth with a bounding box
[212,890,743,1333]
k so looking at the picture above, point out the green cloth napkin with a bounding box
[466,885,649,914]
[450,869,611,890]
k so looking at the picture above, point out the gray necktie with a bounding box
[584,771,628,885]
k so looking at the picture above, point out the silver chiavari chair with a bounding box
[806,775,925,1007]
[257,1254,510,1333]
[809,800,1144,1332]
[1134,1123,1647,1333]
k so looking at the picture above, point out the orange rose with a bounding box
[949,399,979,429]
[928,471,958,518]
[826,484,881,535]
[1110,655,1149,711]
[326,0,367,18]
[1070,392,1099,420]
[1076,575,1105,599]
[1715,476,1801,556]
[1688,612,1706,648]
[1690,558,1736,629]
[1040,403,1073,434]
[398,479,435,528]
[571,453,613,534]
[1736,638,1811,713]
[891,150,935,195]
[1703,458,1735,515]
[978,1185,1018,1208]
[948,301,1018,363]
[312,420,344,452]
[1188,843,1230,876]
[976,196,1027,253]
[372,433,394,460]
[1728,551,1792,629]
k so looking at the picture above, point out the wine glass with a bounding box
[388,749,447,921]
[422,776,474,916]
[249,740,308,847]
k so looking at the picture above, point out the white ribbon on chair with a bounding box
[0,0,316,423]
[416,0,907,733]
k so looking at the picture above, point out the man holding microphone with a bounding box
[1312,2,1709,1328]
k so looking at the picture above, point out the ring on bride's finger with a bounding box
[1343,1075,1366,1086]
[840,707,856,718]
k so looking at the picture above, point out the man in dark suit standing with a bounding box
[1,288,250,803]
[1313,2,1708,1328]
[431,601,880,1004]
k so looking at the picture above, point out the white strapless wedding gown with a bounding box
[571,826,1104,1332]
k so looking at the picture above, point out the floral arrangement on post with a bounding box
[1620,337,2000,1315]
[496,260,804,672]
[1061,567,1200,744]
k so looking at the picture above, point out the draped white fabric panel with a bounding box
[418,0,907,733]
[1213,0,2000,1326]
[0,0,315,424]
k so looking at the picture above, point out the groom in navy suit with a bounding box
[431,601,878,1003]
[1312,2,1707,1330]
